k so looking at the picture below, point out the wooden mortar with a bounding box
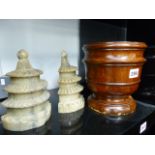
[83,41,147,116]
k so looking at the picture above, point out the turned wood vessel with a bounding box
[83,41,147,116]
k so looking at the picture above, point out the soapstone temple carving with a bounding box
[1,50,52,131]
[58,50,85,113]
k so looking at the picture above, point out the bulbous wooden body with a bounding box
[83,41,147,116]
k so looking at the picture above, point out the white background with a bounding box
[0,19,79,89]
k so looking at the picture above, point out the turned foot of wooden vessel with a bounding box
[88,95,136,116]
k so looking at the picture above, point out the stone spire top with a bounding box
[7,49,42,77]
[61,50,70,67]
[17,49,29,59]
[59,50,77,73]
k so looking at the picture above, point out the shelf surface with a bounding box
[0,89,155,135]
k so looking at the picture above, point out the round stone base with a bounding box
[1,101,51,131]
[58,95,85,113]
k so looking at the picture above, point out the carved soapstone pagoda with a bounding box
[58,51,85,114]
[1,50,51,131]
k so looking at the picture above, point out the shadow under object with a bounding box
[82,100,155,135]
[4,117,52,135]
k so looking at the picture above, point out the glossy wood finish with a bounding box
[83,41,147,116]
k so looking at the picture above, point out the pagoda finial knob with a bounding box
[61,50,67,57]
[61,50,70,67]
[17,49,29,59]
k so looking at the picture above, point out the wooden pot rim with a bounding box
[83,41,148,50]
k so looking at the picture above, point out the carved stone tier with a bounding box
[1,50,51,131]
[58,51,85,113]
[2,90,50,108]
[58,83,83,95]
[5,77,47,93]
